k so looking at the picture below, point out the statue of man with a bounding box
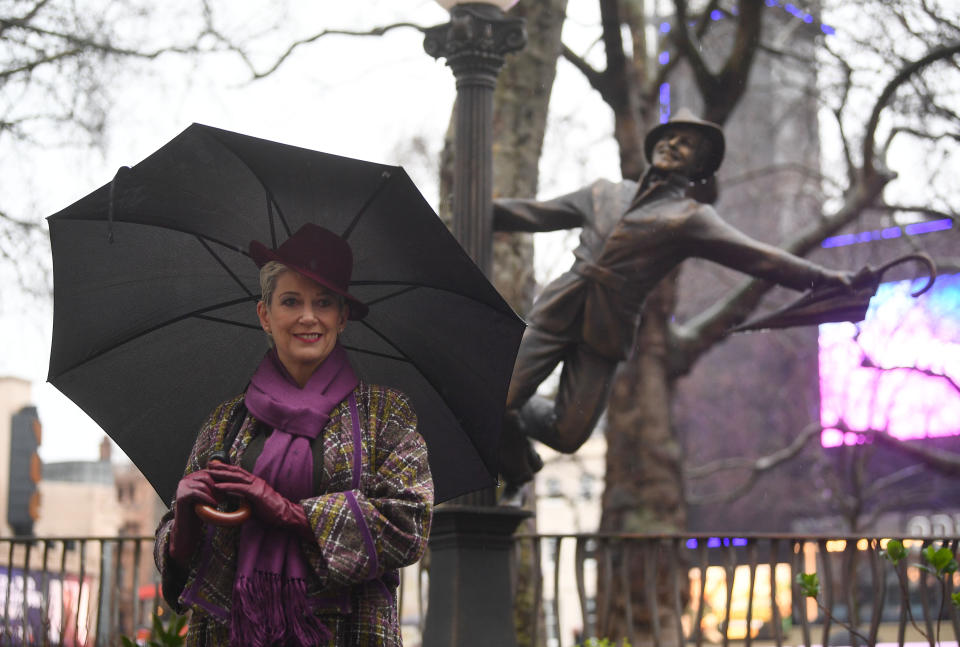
[493,108,858,496]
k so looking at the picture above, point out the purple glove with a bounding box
[169,469,219,565]
[205,462,311,536]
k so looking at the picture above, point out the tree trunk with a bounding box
[597,272,687,645]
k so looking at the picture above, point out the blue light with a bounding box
[905,219,953,235]
[785,4,801,18]
[686,538,698,549]
[732,538,748,547]
[707,537,721,548]
[659,51,670,65]
[821,24,836,35]
[659,83,671,123]
[822,219,952,248]
[711,9,723,20]
[822,233,857,248]
[765,0,779,5]
[660,22,671,33]
[804,14,813,23]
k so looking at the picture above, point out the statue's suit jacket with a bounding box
[494,171,836,360]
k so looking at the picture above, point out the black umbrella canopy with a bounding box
[47,123,524,504]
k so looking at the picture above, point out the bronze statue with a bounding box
[493,108,864,496]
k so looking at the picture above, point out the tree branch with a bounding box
[862,41,960,176]
[561,43,609,100]
[855,429,960,476]
[685,422,822,505]
[236,22,427,80]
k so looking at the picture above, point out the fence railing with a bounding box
[0,534,957,646]
[514,533,960,647]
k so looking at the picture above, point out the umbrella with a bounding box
[729,254,936,333]
[47,123,524,504]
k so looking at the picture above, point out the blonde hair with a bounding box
[259,261,290,308]
[257,261,348,346]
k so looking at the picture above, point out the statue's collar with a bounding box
[629,169,691,209]
[639,168,690,191]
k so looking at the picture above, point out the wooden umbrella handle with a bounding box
[194,500,250,526]
[194,453,251,526]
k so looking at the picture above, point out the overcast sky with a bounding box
[0,0,614,463]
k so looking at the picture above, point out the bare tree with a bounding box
[0,0,291,292]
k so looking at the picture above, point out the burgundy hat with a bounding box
[249,224,368,320]
[644,107,726,181]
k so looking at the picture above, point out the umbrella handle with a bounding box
[195,501,251,526]
[871,253,937,297]
[195,454,251,526]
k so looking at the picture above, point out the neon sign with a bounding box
[819,273,960,446]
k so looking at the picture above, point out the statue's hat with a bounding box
[644,108,725,180]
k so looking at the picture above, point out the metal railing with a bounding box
[515,533,960,647]
[1,533,958,646]
[0,535,162,646]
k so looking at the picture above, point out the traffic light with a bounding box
[8,406,41,536]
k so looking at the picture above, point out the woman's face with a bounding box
[256,270,348,387]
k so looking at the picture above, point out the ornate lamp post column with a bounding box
[420,4,529,646]
[424,0,525,274]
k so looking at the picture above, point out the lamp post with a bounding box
[420,4,529,646]
[424,0,525,275]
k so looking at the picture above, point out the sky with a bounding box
[0,0,614,463]
[7,0,950,466]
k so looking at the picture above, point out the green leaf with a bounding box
[120,638,137,647]
[883,539,907,565]
[921,545,958,575]
[796,572,820,598]
[952,591,960,608]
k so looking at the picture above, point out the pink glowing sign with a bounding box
[819,273,960,447]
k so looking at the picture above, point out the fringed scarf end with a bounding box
[231,572,330,646]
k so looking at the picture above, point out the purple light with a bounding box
[707,537,721,548]
[804,14,813,23]
[765,0,779,5]
[822,219,952,248]
[732,538,748,547]
[822,233,857,248]
[905,218,953,235]
[659,51,670,65]
[711,9,723,20]
[785,3,800,17]
[659,83,671,123]
[660,22,671,33]
[686,538,698,549]
[821,24,836,35]
[820,274,960,447]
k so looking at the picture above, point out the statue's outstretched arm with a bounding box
[687,206,851,291]
[492,184,594,233]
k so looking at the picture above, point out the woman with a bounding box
[154,224,434,646]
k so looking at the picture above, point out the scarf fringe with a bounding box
[231,572,331,646]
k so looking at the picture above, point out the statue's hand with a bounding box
[848,265,878,290]
[828,266,875,291]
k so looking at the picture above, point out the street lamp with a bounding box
[420,5,529,646]
[423,0,525,275]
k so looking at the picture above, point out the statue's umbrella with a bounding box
[46,123,524,505]
[730,254,936,333]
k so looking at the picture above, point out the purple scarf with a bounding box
[232,345,358,646]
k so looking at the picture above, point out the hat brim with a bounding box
[644,121,725,181]
[249,240,369,320]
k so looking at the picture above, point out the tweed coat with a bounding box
[154,382,433,646]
